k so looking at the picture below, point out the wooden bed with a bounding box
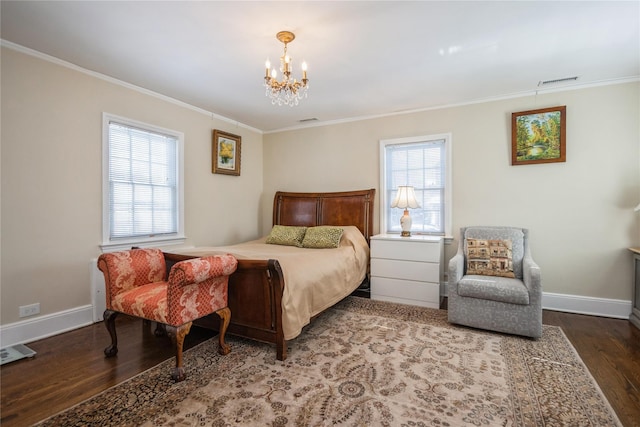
[166,188,375,361]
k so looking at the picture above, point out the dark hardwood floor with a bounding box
[542,310,640,427]
[0,317,216,427]
[2,301,640,427]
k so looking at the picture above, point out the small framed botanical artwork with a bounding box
[212,129,241,176]
[511,106,566,165]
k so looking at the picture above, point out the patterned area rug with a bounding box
[36,297,621,426]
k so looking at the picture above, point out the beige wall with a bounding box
[1,47,264,324]
[263,82,640,301]
[2,44,638,331]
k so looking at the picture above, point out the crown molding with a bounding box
[1,39,262,135]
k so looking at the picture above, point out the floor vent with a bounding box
[538,76,579,86]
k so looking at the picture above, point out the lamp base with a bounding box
[400,209,412,237]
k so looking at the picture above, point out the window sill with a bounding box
[100,235,186,253]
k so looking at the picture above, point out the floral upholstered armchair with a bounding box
[97,248,238,381]
[448,226,542,338]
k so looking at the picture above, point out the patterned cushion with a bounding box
[112,281,169,322]
[265,225,308,247]
[458,275,529,305]
[464,227,524,278]
[465,238,515,278]
[301,226,344,249]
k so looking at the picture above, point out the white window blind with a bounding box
[102,114,184,249]
[380,134,452,236]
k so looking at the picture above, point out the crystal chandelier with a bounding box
[264,31,309,106]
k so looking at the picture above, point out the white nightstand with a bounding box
[370,233,443,308]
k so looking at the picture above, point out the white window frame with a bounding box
[379,133,453,238]
[101,113,185,251]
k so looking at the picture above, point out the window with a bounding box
[102,113,184,250]
[380,133,452,236]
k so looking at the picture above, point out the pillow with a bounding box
[301,226,344,249]
[265,225,307,247]
[465,238,515,278]
[464,227,524,278]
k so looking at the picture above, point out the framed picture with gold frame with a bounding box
[511,106,566,165]
[212,129,241,176]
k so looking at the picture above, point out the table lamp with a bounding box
[391,186,420,237]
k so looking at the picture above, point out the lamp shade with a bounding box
[390,186,420,209]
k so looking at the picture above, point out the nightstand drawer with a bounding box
[371,258,439,282]
[371,239,440,262]
[371,277,440,306]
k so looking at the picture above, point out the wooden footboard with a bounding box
[224,259,286,360]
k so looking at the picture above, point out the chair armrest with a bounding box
[166,254,238,325]
[168,254,238,288]
[98,248,166,302]
[448,252,465,293]
[522,254,541,294]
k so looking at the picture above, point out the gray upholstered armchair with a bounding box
[448,226,542,338]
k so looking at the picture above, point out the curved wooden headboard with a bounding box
[272,189,376,243]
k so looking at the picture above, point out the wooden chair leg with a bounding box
[103,310,119,357]
[166,322,192,382]
[216,307,231,356]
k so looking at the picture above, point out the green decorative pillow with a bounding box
[265,225,307,247]
[301,226,344,249]
[465,238,515,278]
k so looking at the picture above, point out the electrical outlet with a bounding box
[19,303,40,318]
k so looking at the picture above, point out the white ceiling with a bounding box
[1,1,638,133]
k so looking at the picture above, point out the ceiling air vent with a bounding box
[538,76,579,86]
[299,118,318,123]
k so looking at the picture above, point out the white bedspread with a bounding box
[174,226,369,340]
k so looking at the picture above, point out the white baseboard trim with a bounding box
[0,305,94,348]
[541,292,632,319]
[443,283,632,319]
